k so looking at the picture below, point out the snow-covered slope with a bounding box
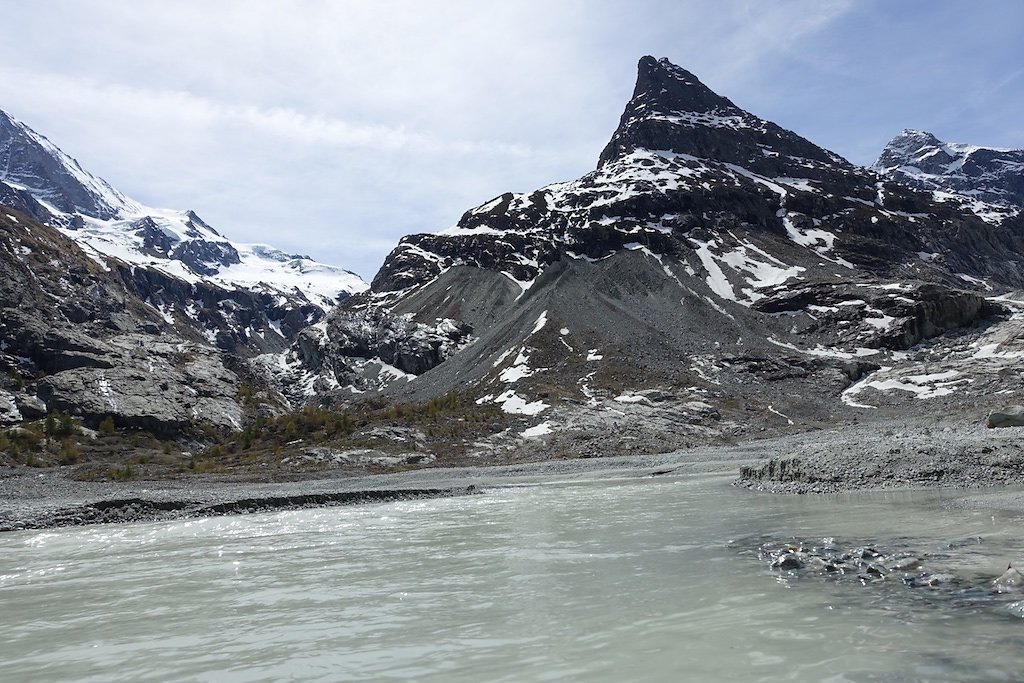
[874,129,1024,224]
[0,109,366,310]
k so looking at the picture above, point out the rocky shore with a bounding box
[3,417,1024,532]
[735,418,1024,494]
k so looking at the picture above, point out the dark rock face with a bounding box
[598,56,849,179]
[0,107,360,361]
[327,308,473,376]
[988,407,1024,428]
[0,180,52,223]
[372,58,1024,302]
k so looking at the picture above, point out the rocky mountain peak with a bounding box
[597,57,848,177]
[631,56,739,119]
[0,109,138,220]
[874,129,1024,221]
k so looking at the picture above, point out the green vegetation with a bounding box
[58,439,81,465]
[197,390,505,467]
[108,464,133,481]
[98,416,116,435]
[44,411,78,439]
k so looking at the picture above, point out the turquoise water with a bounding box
[2,474,1023,682]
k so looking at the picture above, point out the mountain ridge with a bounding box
[0,108,367,312]
[265,55,1024,462]
[3,55,1024,470]
[873,128,1024,224]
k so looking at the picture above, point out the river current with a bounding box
[2,473,1023,682]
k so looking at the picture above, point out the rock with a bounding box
[0,389,20,424]
[771,552,804,570]
[987,407,1024,428]
[992,565,1024,592]
[924,573,957,587]
[889,557,921,572]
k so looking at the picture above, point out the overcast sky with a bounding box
[1,0,1021,280]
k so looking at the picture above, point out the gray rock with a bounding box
[0,389,20,424]
[771,553,804,570]
[987,407,1024,429]
[992,565,1024,592]
[889,557,921,572]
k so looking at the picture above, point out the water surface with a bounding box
[2,473,1023,682]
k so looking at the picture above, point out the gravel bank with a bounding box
[5,418,1024,531]
[0,449,759,532]
[736,419,1024,494]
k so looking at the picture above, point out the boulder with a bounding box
[0,389,21,424]
[987,407,1024,428]
[993,565,1024,592]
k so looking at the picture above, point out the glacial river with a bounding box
[2,473,1024,682]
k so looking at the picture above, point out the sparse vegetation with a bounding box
[98,416,116,435]
[108,464,133,481]
[44,411,78,439]
[58,439,81,465]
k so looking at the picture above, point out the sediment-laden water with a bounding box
[2,473,1023,682]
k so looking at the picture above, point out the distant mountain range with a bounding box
[1,55,1023,464]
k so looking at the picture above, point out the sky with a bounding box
[1,0,1021,280]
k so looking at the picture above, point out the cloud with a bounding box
[0,0,1019,280]
[0,67,534,158]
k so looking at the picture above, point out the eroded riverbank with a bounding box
[4,419,1024,531]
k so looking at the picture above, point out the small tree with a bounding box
[98,416,116,435]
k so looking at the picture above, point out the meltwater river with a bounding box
[2,472,1024,682]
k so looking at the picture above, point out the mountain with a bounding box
[0,109,366,438]
[281,56,1024,459]
[0,109,366,317]
[4,56,1024,468]
[873,129,1024,224]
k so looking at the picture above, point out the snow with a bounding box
[531,310,548,335]
[489,389,549,416]
[521,422,553,438]
[492,347,516,368]
[586,349,604,361]
[690,238,736,301]
[499,362,534,383]
[956,273,992,291]
[842,368,969,407]
[973,343,1024,360]
[0,115,367,310]
[767,405,794,425]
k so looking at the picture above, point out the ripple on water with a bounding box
[2,477,1024,682]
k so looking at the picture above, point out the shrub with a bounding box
[58,439,80,465]
[108,464,133,481]
[44,411,77,438]
[98,416,116,435]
